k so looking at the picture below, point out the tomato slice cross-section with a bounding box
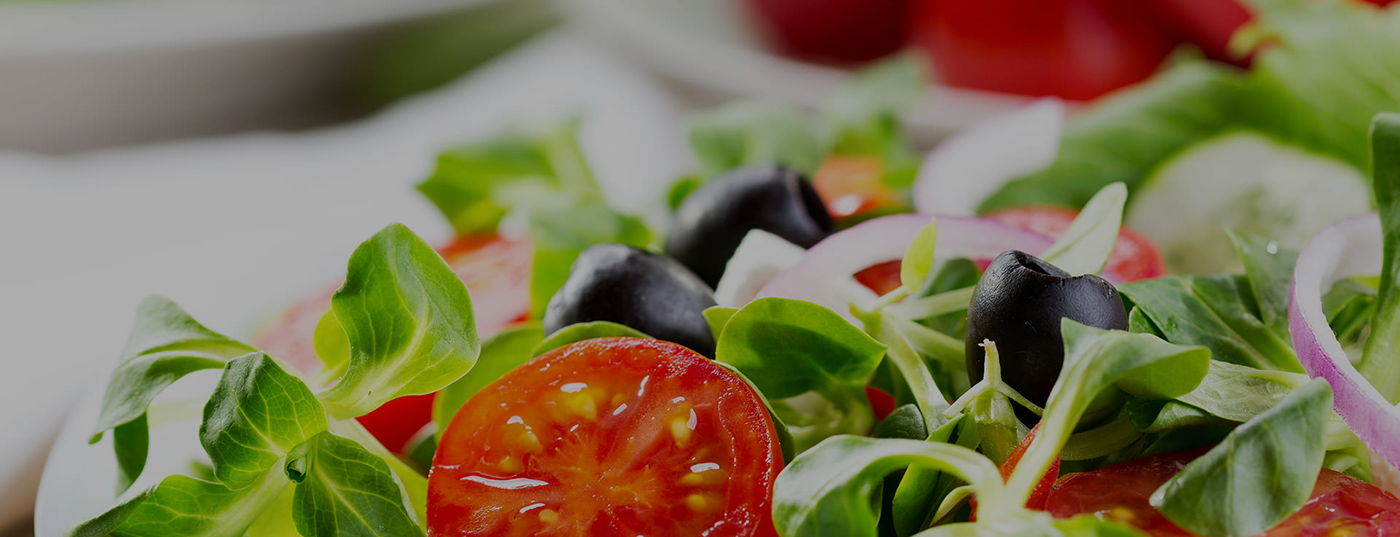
[428,338,783,537]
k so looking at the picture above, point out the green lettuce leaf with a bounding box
[432,323,545,427]
[287,432,425,537]
[200,353,328,490]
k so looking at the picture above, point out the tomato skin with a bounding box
[984,206,1166,282]
[253,234,532,452]
[909,0,1178,101]
[865,386,897,422]
[743,0,914,63]
[1046,448,1400,536]
[812,155,903,221]
[428,338,783,537]
[854,260,905,296]
[1141,0,1254,67]
[970,422,1060,520]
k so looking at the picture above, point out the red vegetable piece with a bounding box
[909,0,1178,101]
[1045,448,1400,536]
[742,0,914,63]
[428,338,784,537]
[866,386,898,422]
[984,205,1165,282]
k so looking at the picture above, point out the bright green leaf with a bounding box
[69,471,288,537]
[289,432,425,537]
[718,297,888,400]
[1038,182,1126,277]
[1360,113,1400,403]
[702,306,739,342]
[687,100,823,177]
[317,224,480,419]
[200,353,328,490]
[1120,275,1302,373]
[311,309,349,386]
[1226,229,1298,340]
[901,220,937,292]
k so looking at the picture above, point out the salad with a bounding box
[62,4,1400,537]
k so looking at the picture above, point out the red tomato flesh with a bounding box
[253,234,532,452]
[812,155,902,220]
[985,206,1166,282]
[743,0,913,63]
[865,386,898,422]
[428,338,783,537]
[971,422,1061,519]
[1046,449,1400,536]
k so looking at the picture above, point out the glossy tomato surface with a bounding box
[1046,449,1400,536]
[743,0,913,63]
[985,206,1166,282]
[910,0,1177,101]
[253,234,532,452]
[428,338,783,537]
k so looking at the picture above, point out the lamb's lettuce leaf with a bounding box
[317,224,480,419]
[433,323,544,427]
[1151,379,1332,537]
[521,191,652,317]
[417,119,596,235]
[200,353,328,491]
[687,100,823,178]
[1359,113,1400,402]
[70,471,288,537]
[287,432,424,537]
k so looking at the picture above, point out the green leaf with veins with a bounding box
[433,323,545,427]
[1152,378,1332,537]
[289,432,425,537]
[69,471,288,537]
[90,295,258,493]
[533,321,649,356]
[719,298,887,400]
[200,353,328,490]
[311,309,350,386]
[317,224,480,419]
[416,118,595,235]
[1175,360,1308,423]
[687,99,823,177]
[1119,275,1302,373]
[772,436,1001,537]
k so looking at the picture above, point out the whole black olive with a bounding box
[543,244,718,356]
[665,164,835,286]
[965,250,1128,420]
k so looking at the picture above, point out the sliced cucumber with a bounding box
[1127,131,1371,274]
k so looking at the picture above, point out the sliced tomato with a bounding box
[970,422,1060,520]
[909,0,1178,101]
[854,260,905,296]
[984,206,1166,282]
[742,0,913,63]
[1141,0,1254,67]
[812,155,904,221]
[253,234,533,452]
[428,338,783,537]
[1046,449,1400,536]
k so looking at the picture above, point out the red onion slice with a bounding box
[1288,213,1400,468]
[756,214,1058,315]
[912,99,1065,216]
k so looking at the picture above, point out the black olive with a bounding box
[543,244,718,356]
[965,250,1128,421]
[665,164,835,287]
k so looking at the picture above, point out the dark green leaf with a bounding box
[200,353,328,490]
[1120,275,1303,373]
[1037,182,1127,277]
[891,415,974,537]
[533,321,650,357]
[1152,379,1333,537]
[686,100,823,177]
[415,119,595,235]
[433,323,545,427]
[1360,113,1400,403]
[1322,279,1377,346]
[1227,229,1299,340]
[702,306,739,342]
[317,224,480,419]
[113,414,149,495]
[290,432,425,537]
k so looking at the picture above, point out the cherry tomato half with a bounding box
[909,0,1178,101]
[253,234,532,452]
[428,338,784,537]
[1046,449,1400,536]
[970,422,1060,519]
[984,206,1166,282]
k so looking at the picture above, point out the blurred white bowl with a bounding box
[0,0,498,153]
[565,0,1033,147]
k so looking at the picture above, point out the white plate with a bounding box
[0,0,498,153]
[565,0,1033,147]
[22,34,687,535]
